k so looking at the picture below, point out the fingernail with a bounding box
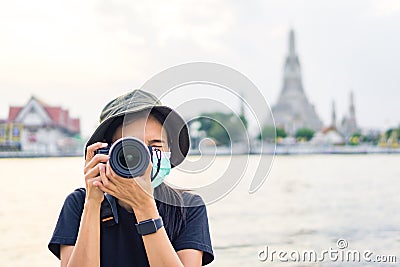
[101,143,108,147]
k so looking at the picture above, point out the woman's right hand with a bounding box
[83,142,110,204]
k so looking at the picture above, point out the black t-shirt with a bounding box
[48,188,214,266]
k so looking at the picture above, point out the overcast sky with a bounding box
[1,0,399,137]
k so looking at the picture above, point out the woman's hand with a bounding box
[83,142,109,204]
[93,160,155,211]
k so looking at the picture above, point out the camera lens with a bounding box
[108,137,150,178]
[118,146,141,169]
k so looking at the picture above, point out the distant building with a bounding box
[0,96,82,154]
[340,91,359,137]
[269,29,323,135]
[312,101,345,145]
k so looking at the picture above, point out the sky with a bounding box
[1,0,399,137]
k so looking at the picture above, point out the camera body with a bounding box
[96,137,152,178]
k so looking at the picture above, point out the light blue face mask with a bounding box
[151,150,171,188]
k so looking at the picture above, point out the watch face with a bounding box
[138,220,157,234]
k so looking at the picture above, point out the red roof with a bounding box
[7,96,80,134]
[70,118,80,133]
[8,107,23,122]
[45,107,62,123]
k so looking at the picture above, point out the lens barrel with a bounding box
[108,137,151,178]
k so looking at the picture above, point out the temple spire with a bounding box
[349,91,355,118]
[271,28,323,135]
[289,29,295,55]
[331,100,337,128]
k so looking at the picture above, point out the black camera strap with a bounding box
[100,193,119,227]
[151,148,162,181]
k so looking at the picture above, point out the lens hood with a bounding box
[108,137,151,178]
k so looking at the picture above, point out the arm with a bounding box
[95,163,203,267]
[135,200,202,267]
[177,250,203,266]
[60,200,102,267]
[60,142,109,267]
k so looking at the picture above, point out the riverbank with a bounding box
[1,144,400,158]
[0,151,83,158]
[189,144,400,155]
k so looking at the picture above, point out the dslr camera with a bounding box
[96,137,157,178]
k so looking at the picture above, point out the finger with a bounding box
[84,154,110,174]
[99,163,116,189]
[89,177,103,188]
[87,177,105,194]
[93,179,113,195]
[143,161,153,182]
[106,161,113,179]
[84,164,100,181]
[104,164,122,190]
[85,142,108,165]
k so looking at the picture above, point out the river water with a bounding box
[0,155,399,267]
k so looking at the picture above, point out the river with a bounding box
[0,154,399,266]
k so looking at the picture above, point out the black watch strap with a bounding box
[135,217,163,236]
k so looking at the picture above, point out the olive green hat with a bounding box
[85,89,190,168]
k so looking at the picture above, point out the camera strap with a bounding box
[100,193,119,227]
[151,149,162,181]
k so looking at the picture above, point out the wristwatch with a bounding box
[135,217,164,236]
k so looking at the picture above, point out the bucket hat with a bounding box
[85,89,190,168]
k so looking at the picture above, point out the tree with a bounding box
[295,128,315,141]
[386,128,400,141]
[349,133,362,146]
[276,128,287,138]
[258,126,286,142]
[194,112,247,146]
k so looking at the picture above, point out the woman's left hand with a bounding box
[94,161,155,211]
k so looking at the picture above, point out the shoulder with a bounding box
[65,188,86,202]
[61,188,86,212]
[181,191,205,207]
[48,188,86,259]
[172,191,214,265]
[180,192,209,223]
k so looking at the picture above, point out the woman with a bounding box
[48,90,214,266]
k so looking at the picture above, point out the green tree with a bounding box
[349,133,362,146]
[195,112,246,146]
[276,128,287,138]
[386,128,400,141]
[295,128,315,141]
[258,126,287,142]
[239,114,248,130]
[362,131,380,145]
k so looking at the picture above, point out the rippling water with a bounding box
[0,155,399,267]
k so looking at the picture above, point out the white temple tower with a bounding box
[270,29,323,135]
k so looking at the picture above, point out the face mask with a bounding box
[151,150,171,188]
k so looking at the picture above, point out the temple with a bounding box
[270,29,323,135]
[340,91,359,137]
[0,96,82,154]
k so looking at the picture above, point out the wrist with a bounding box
[84,198,102,209]
[133,199,159,222]
[135,217,164,236]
